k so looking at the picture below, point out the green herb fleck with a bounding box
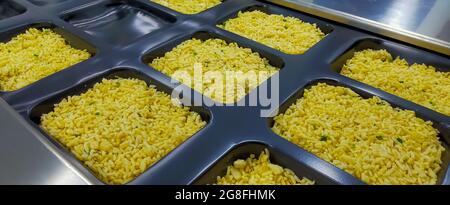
[320,135,328,141]
[33,54,39,57]
[95,112,100,116]
[399,80,404,83]
[396,138,403,144]
[376,136,383,140]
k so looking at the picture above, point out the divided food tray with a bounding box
[0,0,449,185]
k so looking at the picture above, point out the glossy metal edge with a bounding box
[266,0,450,56]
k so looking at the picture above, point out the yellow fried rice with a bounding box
[150,38,279,104]
[40,78,206,184]
[0,28,90,91]
[340,49,449,116]
[215,149,315,185]
[272,83,445,185]
[219,10,325,54]
[152,0,222,14]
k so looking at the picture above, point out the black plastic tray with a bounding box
[0,0,448,185]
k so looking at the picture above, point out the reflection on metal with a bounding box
[268,0,450,56]
[416,0,450,41]
[0,98,87,185]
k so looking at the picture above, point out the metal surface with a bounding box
[292,0,450,42]
[270,0,450,56]
[0,0,448,185]
[0,98,87,185]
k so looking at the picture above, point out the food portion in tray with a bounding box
[40,78,206,184]
[340,49,449,116]
[152,0,222,14]
[219,10,325,54]
[0,28,91,91]
[272,83,445,185]
[215,149,314,185]
[150,38,279,104]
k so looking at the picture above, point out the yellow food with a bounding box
[215,149,314,185]
[150,38,279,104]
[219,10,325,54]
[40,78,206,184]
[341,49,450,116]
[272,83,445,185]
[152,0,222,14]
[0,28,90,91]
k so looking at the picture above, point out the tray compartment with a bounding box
[62,0,176,45]
[268,79,450,185]
[143,31,284,68]
[216,3,333,55]
[194,142,337,185]
[28,68,211,184]
[0,22,96,57]
[150,0,226,15]
[217,4,333,34]
[0,22,96,93]
[143,30,284,104]
[331,38,450,117]
[331,39,450,73]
